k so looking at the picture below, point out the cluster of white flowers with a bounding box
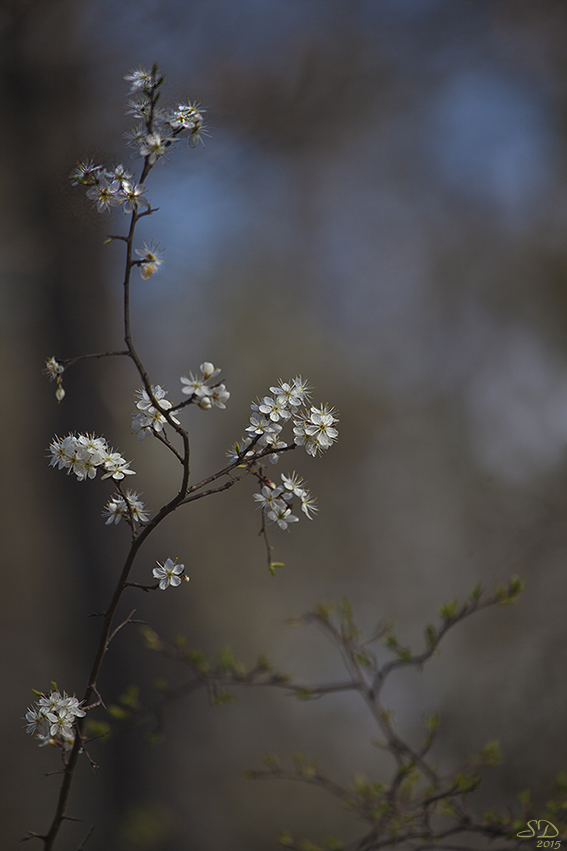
[153,557,189,590]
[44,356,65,401]
[103,490,149,526]
[253,472,318,530]
[70,160,150,215]
[131,385,180,440]
[49,434,135,481]
[24,690,86,750]
[180,362,230,410]
[124,63,207,154]
[292,404,340,457]
[228,377,339,465]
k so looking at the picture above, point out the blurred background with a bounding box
[3,0,567,848]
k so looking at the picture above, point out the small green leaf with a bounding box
[426,712,439,733]
[439,599,458,620]
[313,601,335,620]
[395,647,412,662]
[186,648,210,673]
[295,688,315,700]
[454,772,481,793]
[424,625,437,648]
[469,740,502,767]
[140,626,161,650]
[107,704,129,720]
[119,685,140,710]
[470,582,483,601]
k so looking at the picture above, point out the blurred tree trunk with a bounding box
[0,1,123,844]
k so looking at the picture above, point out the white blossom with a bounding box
[69,159,104,186]
[139,131,171,164]
[48,433,135,481]
[103,491,149,526]
[267,504,299,530]
[180,373,210,399]
[269,377,312,409]
[131,385,179,439]
[253,485,290,513]
[135,241,165,279]
[124,64,161,94]
[44,357,65,401]
[24,690,86,749]
[258,395,291,422]
[44,356,63,380]
[86,179,125,213]
[209,383,230,409]
[153,558,187,590]
[122,181,149,214]
[200,362,220,380]
[226,437,254,463]
[180,363,228,409]
[293,404,339,456]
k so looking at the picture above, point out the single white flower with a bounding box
[209,383,230,409]
[258,395,291,422]
[70,159,104,186]
[124,64,161,94]
[123,123,147,148]
[125,95,153,121]
[24,707,50,737]
[44,356,64,380]
[267,505,299,530]
[135,241,165,279]
[299,491,318,519]
[280,472,306,498]
[86,179,124,213]
[200,362,220,380]
[48,711,74,740]
[180,372,209,399]
[253,485,289,512]
[122,181,149,214]
[153,558,186,590]
[139,131,171,165]
[109,163,134,185]
[269,377,312,409]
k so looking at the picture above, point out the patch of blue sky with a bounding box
[130,138,294,304]
[426,71,558,225]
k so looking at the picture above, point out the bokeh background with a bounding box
[4,0,567,848]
